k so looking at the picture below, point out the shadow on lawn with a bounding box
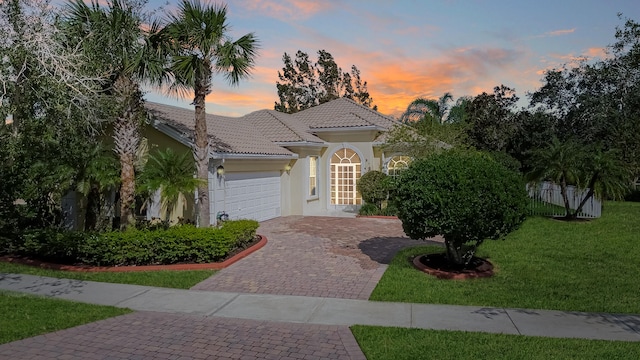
[357,236,441,265]
[0,273,87,297]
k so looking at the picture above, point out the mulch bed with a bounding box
[412,253,494,280]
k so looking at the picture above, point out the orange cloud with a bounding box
[584,47,607,59]
[362,46,525,115]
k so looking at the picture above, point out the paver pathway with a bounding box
[191,216,441,299]
[0,312,365,360]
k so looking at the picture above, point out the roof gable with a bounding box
[292,98,400,130]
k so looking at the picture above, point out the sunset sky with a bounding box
[143,0,640,118]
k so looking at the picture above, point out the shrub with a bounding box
[381,203,398,216]
[358,203,379,216]
[393,150,528,266]
[15,229,86,264]
[357,170,389,209]
[221,219,259,248]
[5,220,260,267]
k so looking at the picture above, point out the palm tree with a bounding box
[527,138,583,218]
[138,148,202,222]
[64,0,167,229]
[75,144,121,231]
[573,148,631,215]
[160,0,258,227]
[399,92,453,125]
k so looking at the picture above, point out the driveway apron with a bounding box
[192,216,439,299]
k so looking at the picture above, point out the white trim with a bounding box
[325,144,365,208]
[308,155,319,200]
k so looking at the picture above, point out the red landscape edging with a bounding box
[355,215,399,219]
[0,235,267,272]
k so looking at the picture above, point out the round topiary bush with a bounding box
[356,170,389,209]
[393,150,528,266]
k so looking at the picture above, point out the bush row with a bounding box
[0,220,259,266]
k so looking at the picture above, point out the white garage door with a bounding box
[218,171,281,222]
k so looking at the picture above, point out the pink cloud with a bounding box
[546,28,576,37]
[236,0,333,21]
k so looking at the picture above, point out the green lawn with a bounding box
[351,326,640,360]
[370,201,640,313]
[0,262,215,289]
[0,290,131,345]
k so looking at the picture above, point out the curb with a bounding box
[0,235,267,272]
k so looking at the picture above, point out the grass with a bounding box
[370,201,640,313]
[528,198,590,217]
[351,326,640,360]
[0,290,131,345]
[0,262,215,289]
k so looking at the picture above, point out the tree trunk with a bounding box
[444,239,465,266]
[574,172,598,217]
[119,151,136,229]
[559,174,573,219]
[112,76,141,230]
[193,83,210,227]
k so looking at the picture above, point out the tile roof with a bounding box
[146,98,401,156]
[145,102,294,157]
[291,97,400,130]
[242,110,325,144]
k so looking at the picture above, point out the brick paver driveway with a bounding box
[192,216,442,299]
[1,216,442,360]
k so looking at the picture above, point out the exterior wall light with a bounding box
[216,165,225,176]
[284,164,292,174]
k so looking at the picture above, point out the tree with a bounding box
[385,94,468,160]
[75,144,121,231]
[0,0,103,231]
[138,148,202,222]
[399,93,453,125]
[393,150,528,266]
[161,0,258,227]
[465,85,520,152]
[274,51,320,113]
[64,0,167,229]
[527,138,631,219]
[528,16,640,177]
[274,49,376,113]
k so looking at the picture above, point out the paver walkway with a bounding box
[0,312,364,360]
[192,216,439,299]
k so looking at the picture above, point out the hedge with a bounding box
[0,220,259,266]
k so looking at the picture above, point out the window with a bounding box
[309,156,318,197]
[330,148,362,205]
[387,156,411,178]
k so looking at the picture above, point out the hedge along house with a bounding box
[144,97,402,225]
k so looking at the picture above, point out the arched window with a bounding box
[387,156,411,178]
[330,148,362,205]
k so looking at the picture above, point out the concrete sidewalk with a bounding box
[2,273,640,342]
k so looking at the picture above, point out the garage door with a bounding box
[216,171,281,222]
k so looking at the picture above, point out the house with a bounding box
[144,98,406,224]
